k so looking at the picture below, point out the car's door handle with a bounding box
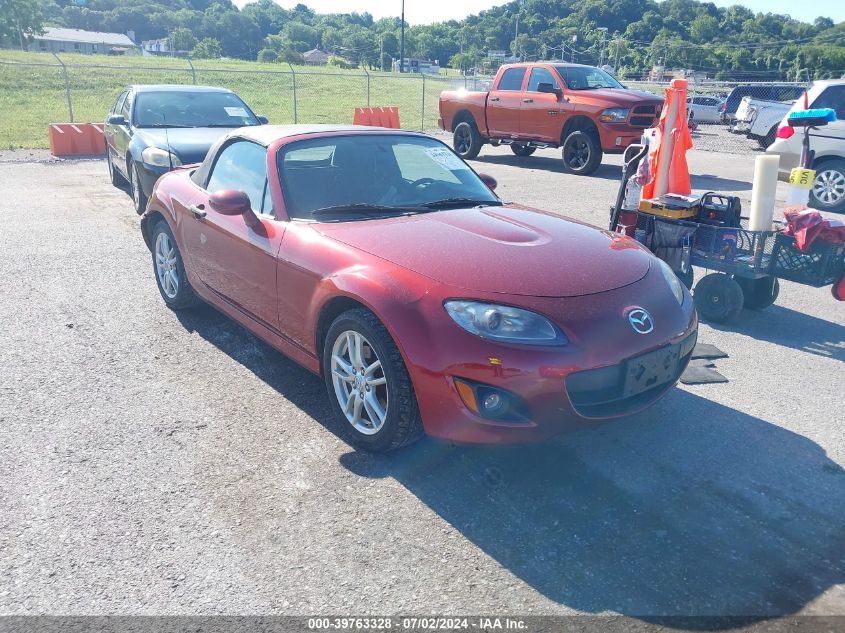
[190,204,206,219]
[522,98,533,103]
[489,97,500,102]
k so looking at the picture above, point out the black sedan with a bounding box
[104,84,267,213]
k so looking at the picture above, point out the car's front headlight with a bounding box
[656,258,685,305]
[444,300,568,346]
[141,147,182,168]
[598,107,630,123]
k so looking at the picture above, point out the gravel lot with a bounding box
[1,142,843,620]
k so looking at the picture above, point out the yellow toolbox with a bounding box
[639,194,700,219]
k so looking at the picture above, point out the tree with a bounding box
[257,47,277,63]
[170,27,197,52]
[0,0,43,49]
[192,37,223,59]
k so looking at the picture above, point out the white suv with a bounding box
[767,79,845,213]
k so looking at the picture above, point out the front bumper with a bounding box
[396,265,698,445]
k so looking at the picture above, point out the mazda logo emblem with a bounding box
[627,307,654,334]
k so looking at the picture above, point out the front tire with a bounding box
[323,308,423,452]
[453,120,483,160]
[810,159,845,213]
[129,161,148,215]
[693,273,744,323]
[151,219,199,310]
[511,143,536,157]
[561,130,602,175]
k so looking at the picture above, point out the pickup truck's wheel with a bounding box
[810,159,845,213]
[511,144,535,157]
[453,121,483,160]
[562,130,602,175]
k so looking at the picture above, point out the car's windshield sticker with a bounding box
[224,106,248,117]
[425,147,469,171]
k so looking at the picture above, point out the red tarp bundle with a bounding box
[783,210,845,252]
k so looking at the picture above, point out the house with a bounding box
[142,38,170,55]
[303,48,330,65]
[392,58,440,74]
[30,27,136,55]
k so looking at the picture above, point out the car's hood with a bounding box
[135,127,238,164]
[570,88,663,108]
[316,205,652,297]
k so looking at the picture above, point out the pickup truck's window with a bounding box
[769,86,805,102]
[554,66,623,90]
[278,135,499,220]
[497,68,526,91]
[207,141,268,213]
[527,68,559,92]
[812,85,845,119]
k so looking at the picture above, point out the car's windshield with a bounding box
[554,66,623,90]
[278,135,500,220]
[133,91,259,128]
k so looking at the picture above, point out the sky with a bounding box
[232,0,845,26]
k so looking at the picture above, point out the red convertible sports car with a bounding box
[141,125,697,452]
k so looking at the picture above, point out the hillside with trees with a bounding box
[3,0,844,80]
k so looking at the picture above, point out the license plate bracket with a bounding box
[623,345,680,398]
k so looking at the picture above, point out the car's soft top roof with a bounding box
[191,124,427,187]
[231,124,424,147]
[130,84,235,93]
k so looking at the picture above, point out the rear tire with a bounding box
[323,308,424,452]
[453,120,483,160]
[561,129,602,175]
[810,159,845,214]
[693,273,744,324]
[511,144,535,157]
[736,276,779,310]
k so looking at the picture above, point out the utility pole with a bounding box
[380,34,384,71]
[399,0,405,73]
[613,37,622,73]
[597,27,607,67]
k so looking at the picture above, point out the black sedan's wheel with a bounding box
[107,152,125,186]
[129,161,148,215]
[561,130,602,175]
[323,308,423,452]
[693,273,744,323]
[735,276,779,310]
[511,144,536,157]
[810,159,845,213]
[453,120,483,160]
[150,220,199,310]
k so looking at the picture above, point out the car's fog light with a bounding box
[482,392,503,412]
[453,378,529,422]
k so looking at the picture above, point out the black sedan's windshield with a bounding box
[279,135,500,220]
[554,66,623,90]
[134,91,259,128]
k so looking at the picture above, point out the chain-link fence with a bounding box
[0,53,810,156]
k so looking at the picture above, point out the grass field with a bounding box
[0,50,468,149]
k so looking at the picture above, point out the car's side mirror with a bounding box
[107,114,127,126]
[537,83,562,99]
[257,115,269,124]
[478,173,497,191]
[209,189,252,215]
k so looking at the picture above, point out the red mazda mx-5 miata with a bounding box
[141,124,697,452]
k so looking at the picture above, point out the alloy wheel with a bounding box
[565,138,589,170]
[132,165,141,209]
[330,330,388,435]
[455,126,471,155]
[814,169,845,206]
[155,231,179,299]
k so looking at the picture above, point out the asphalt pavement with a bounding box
[0,144,843,620]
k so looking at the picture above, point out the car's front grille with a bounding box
[565,331,696,417]
[632,105,658,115]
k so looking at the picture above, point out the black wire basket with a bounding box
[770,233,845,287]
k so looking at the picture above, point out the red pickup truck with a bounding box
[438,62,664,175]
